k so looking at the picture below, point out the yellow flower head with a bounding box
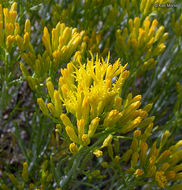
[134,169,144,177]
[101,134,113,148]
[134,130,141,137]
[17,20,85,84]
[93,149,103,157]
[0,2,19,50]
[116,17,167,70]
[42,23,85,68]
[69,143,79,154]
[22,162,29,182]
[155,171,167,188]
[59,52,129,122]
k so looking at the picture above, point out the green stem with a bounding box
[60,136,106,189]
[116,136,132,140]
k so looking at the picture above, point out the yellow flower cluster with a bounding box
[59,53,129,122]
[42,23,85,68]
[17,20,85,88]
[116,16,168,71]
[1,161,54,190]
[121,129,182,188]
[0,2,19,51]
[37,53,154,154]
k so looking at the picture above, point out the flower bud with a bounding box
[140,141,148,166]
[6,35,15,50]
[122,149,133,162]
[134,169,144,177]
[160,130,170,149]
[24,19,31,34]
[88,117,100,137]
[22,162,29,182]
[69,143,79,154]
[93,149,103,157]
[10,2,17,11]
[134,17,140,30]
[54,90,62,116]
[159,32,168,44]
[134,130,141,137]
[102,134,113,148]
[23,32,30,47]
[82,134,90,146]
[27,76,38,90]
[55,124,62,135]
[166,171,176,180]
[147,165,156,177]
[77,119,85,139]
[155,26,164,42]
[60,114,73,128]
[51,28,58,51]
[143,103,153,112]
[114,96,122,111]
[14,23,20,35]
[66,126,79,143]
[34,59,41,76]
[131,152,139,168]
[155,171,167,188]
[81,97,89,124]
[114,155,120,164]
[16,35,24,51]
[8,174,20,187]
[46,79,54,103]
[20,62,30,77]
[47,103,57,117]
[37,98,49,115]
[42,26,52,56]
[130,138,138,151]
[161,162,170,171]
[156,150,171,164]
